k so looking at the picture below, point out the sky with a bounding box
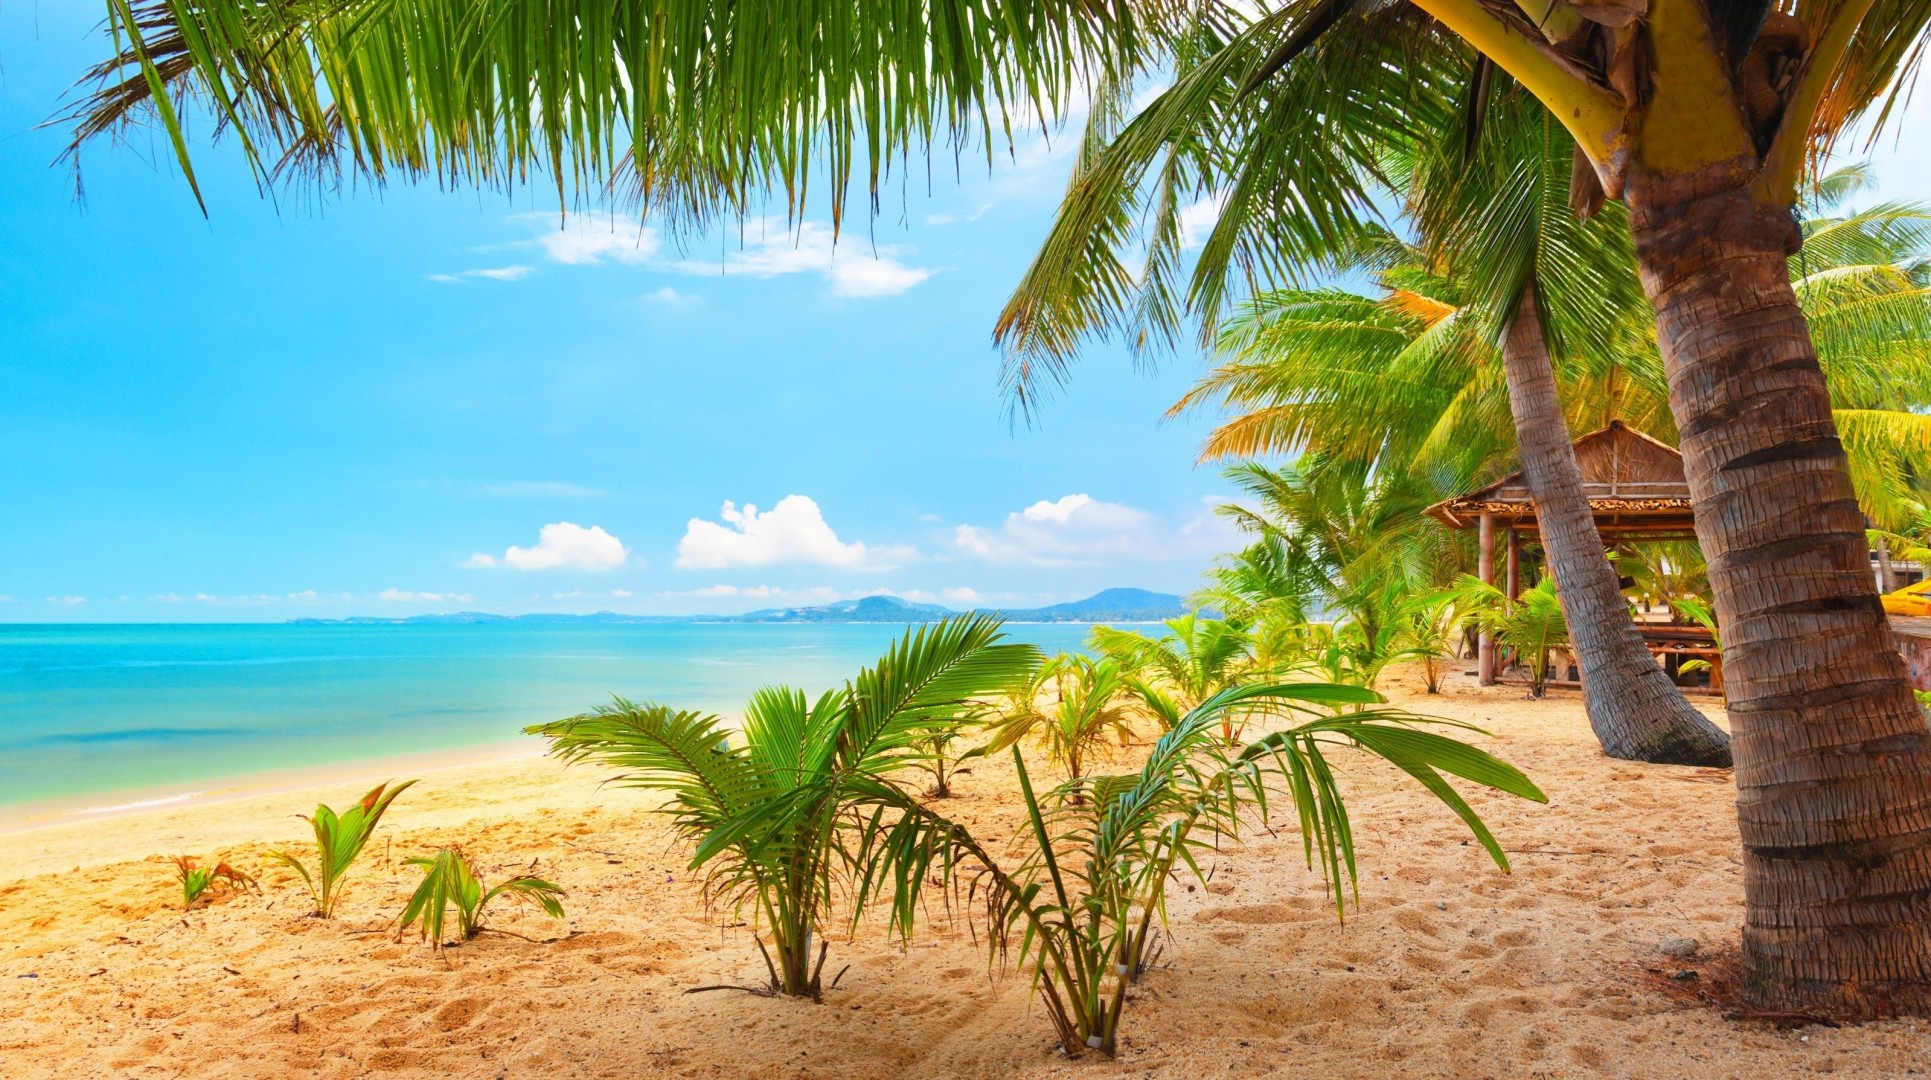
[3,7,1929,622]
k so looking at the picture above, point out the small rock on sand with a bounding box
[1656,938,1699,959]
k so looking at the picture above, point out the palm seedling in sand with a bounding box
[844,681,1545,1056]
[269,780,415,919]
[1395,591,1462,695]
[1453,576,1571,698]
[170,855,258,911]
[978,653,1137,798]
[394,848,565,953]
[1092,612,1253,738]
[528,615,1038,998]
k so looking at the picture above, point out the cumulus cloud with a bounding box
[954,494,1169,565]
[469,522,631,572]
[676,496,910,570]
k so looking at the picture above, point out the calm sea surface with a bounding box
[0,622,1095,814]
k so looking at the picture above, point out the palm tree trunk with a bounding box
[1501,287,1733,766]
[1629,180,1931,1017]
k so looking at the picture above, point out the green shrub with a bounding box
[394,848,564,951]
[269,780,416,918]
[170,854,258,910]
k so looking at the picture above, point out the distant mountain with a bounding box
[288,589,1190,627]
[998,587,1188,623]
[732,594,955,623]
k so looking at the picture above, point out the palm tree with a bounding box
[1184,153,1929,765]
[61,0,1931,1018]
[527,615,1038,997]
[987,4,1931,1012]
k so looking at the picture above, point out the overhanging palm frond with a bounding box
[67,0,1161,231]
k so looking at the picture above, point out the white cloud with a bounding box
[955,494,1169,565]
[482,481,604,499]
[1178,192,1228,250]
[643,286,698,305]
[379,588,472,603]
[470,522,631,572]
[943,586,983,603]
[671,221,934,298]
[46,595,86,605]
[428,265,534,283]
[526,212,662,265]
[514,214,933,299]
[611,589,633,598]
[676,496,912,570]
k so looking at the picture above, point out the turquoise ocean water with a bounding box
[0,622,1096,816]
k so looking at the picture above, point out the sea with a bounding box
[0,621,1097,820]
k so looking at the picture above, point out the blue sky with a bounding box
[4,8,1928,622]
[0,6,1252,621]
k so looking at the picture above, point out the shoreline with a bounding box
[0,736,542,842]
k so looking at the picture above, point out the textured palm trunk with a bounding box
[1501,288,1733,765]
[1628,177,1931,1016]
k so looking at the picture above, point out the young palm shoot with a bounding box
[268,780,416,919]
[170,855,259,910]
[978,653,1136,799]
[394,848,565,953]
[528,614,1039,999]
[848,682,1545,1057]
[1453,575,1571,697]
[1092,613,1254,739]
[1396,590,1461,694]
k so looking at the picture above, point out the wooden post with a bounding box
[1877,533,1896,594]
[1479,513,1496,685]
[1506,526,1521,602]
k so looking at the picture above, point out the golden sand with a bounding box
[3,667,1926,1078]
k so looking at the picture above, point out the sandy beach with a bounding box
[3,667,1926,1078]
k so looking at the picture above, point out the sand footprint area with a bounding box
[2,668,1928,1079]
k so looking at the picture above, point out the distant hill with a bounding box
[998,587,1187,623]
[289,589,1189,627]
[732,595,954,623]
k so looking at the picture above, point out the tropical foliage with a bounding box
[1178,166,1931,531]
[526,615,1038,998]
[1453,576,1571,698]
[268,780,415,919]
[394,848,565,953]
[1092,612,1252,735]
[852,682,1546,1055]
[978,653,1136,793]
